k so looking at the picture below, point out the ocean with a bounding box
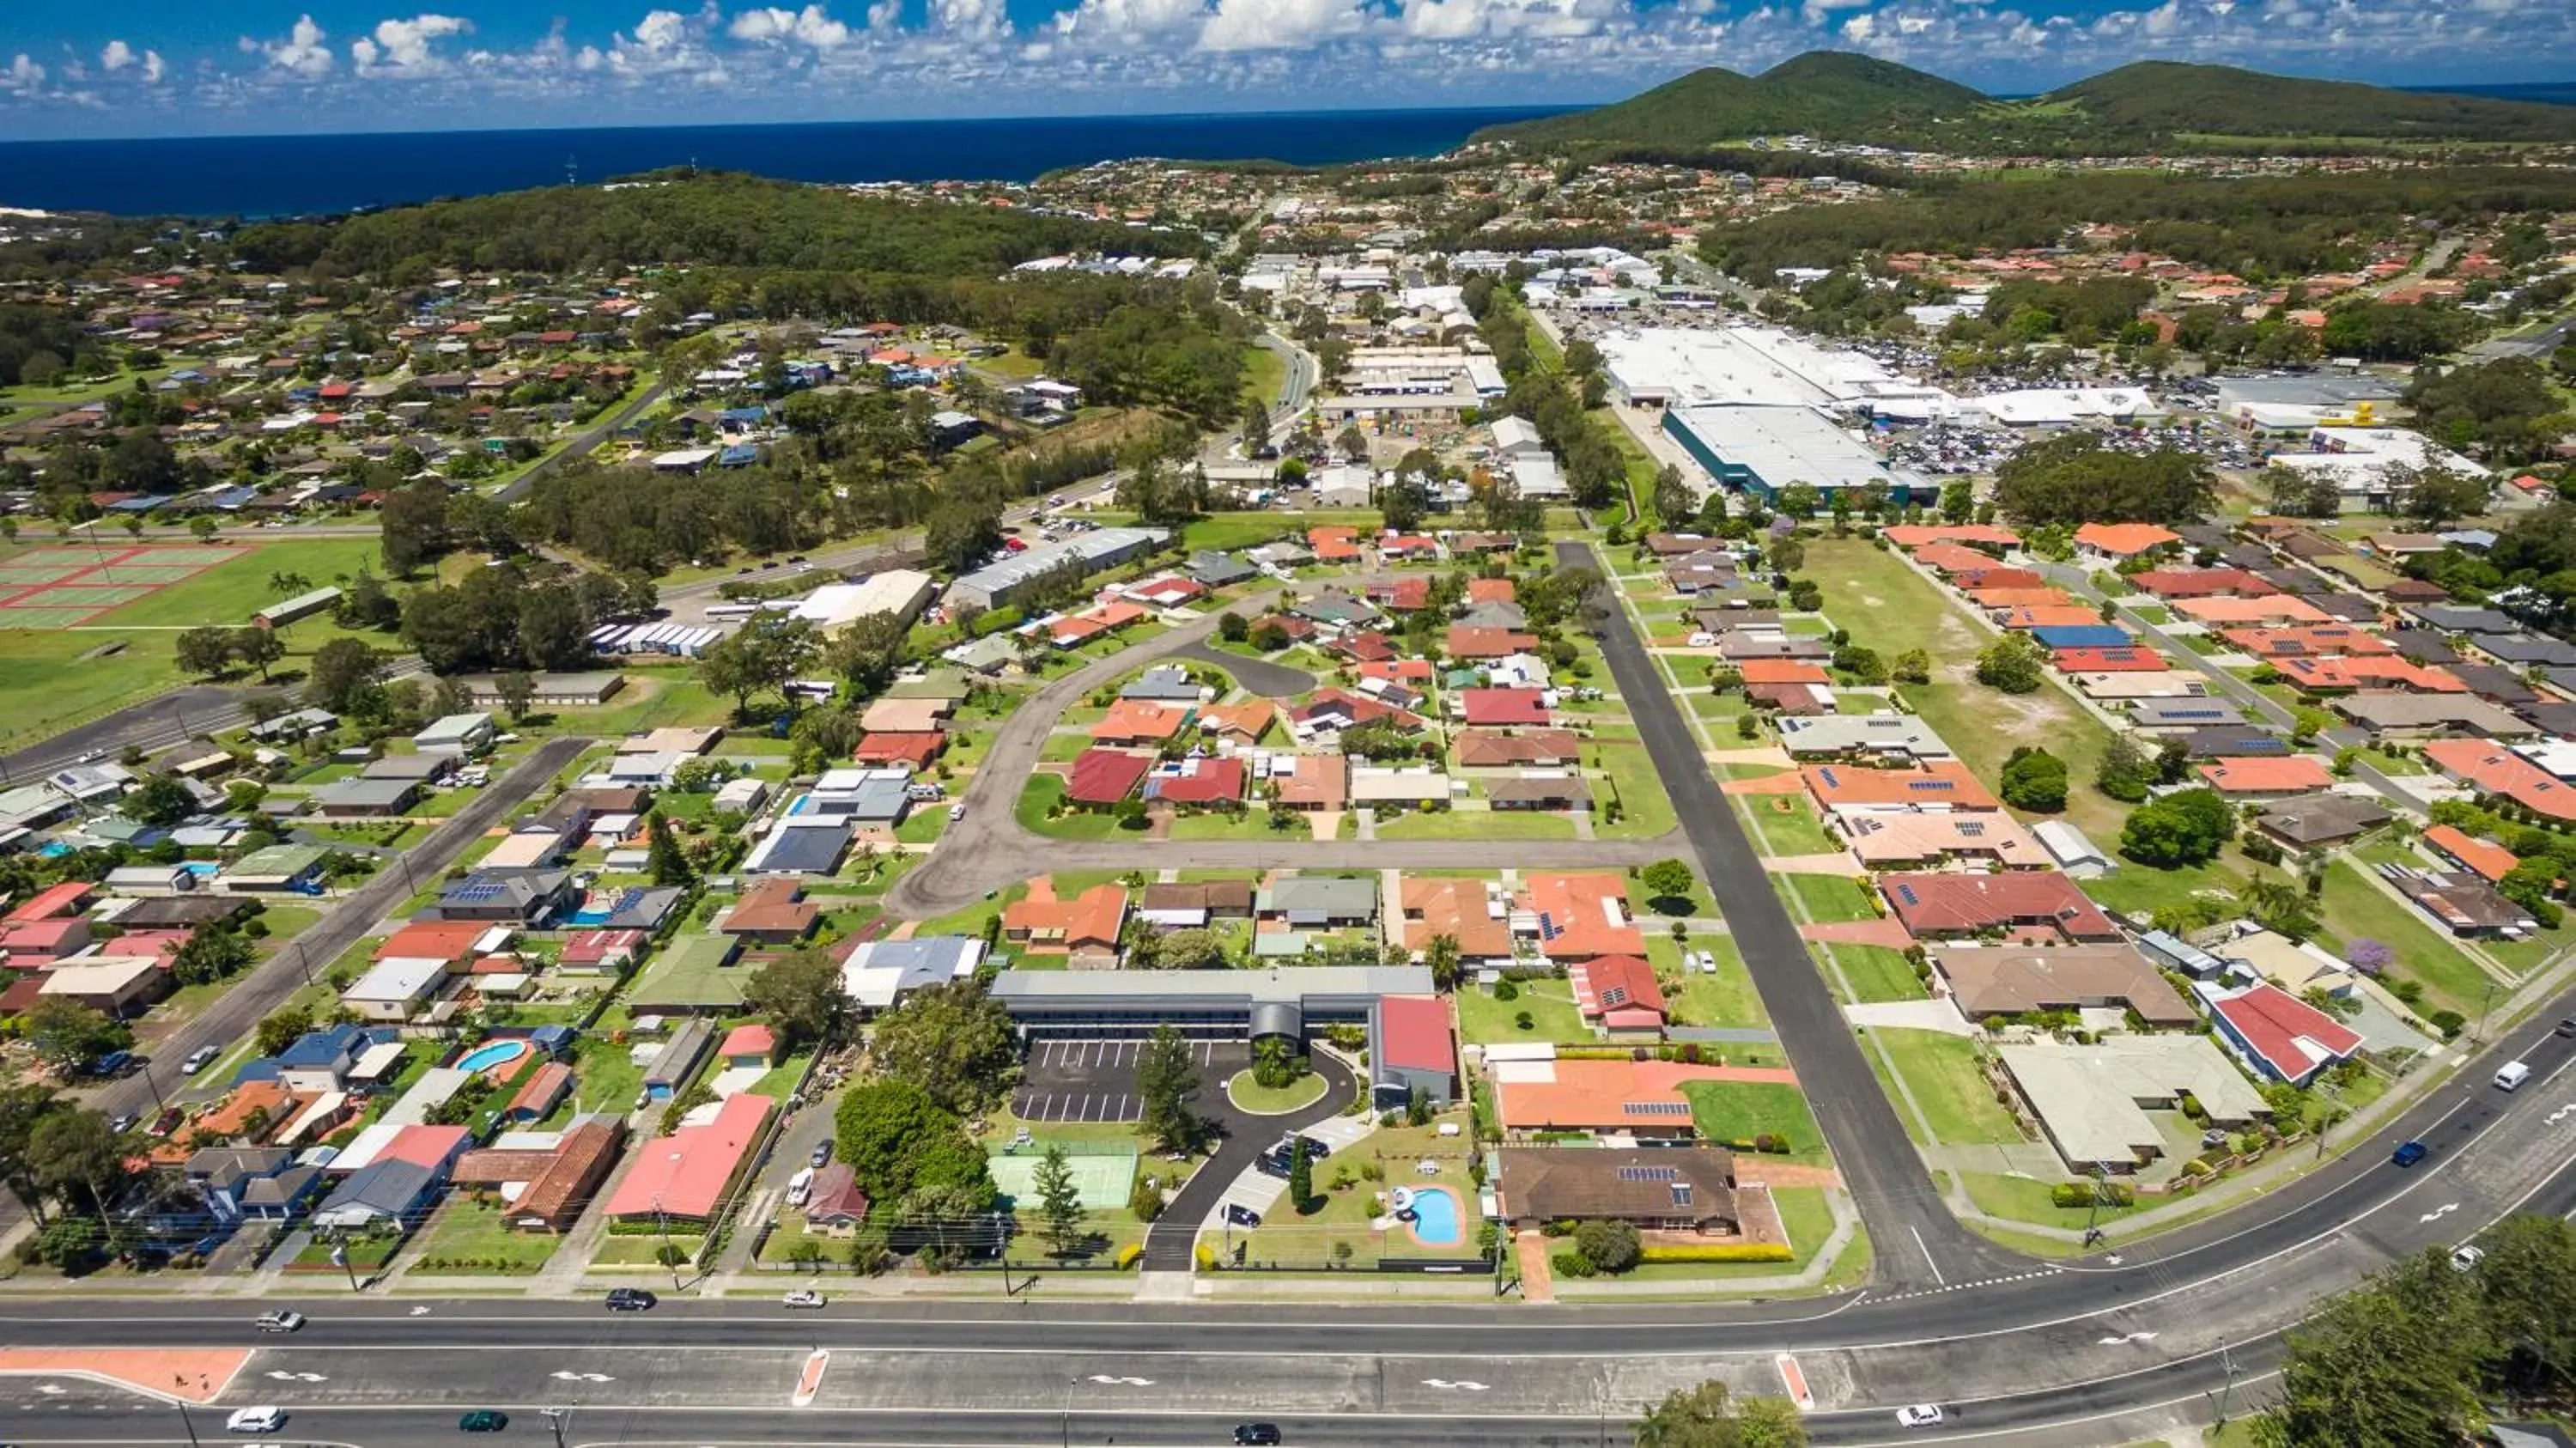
[0,107,1579,220]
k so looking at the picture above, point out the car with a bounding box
[90,1049,133,1078]
[254,1311,304,1334]
[1895,1404,1944,1428]
[225,1408,286,1434]
[2557,1018,2576,1037]
[1254,1151,1292,1180]
[458,1412,508,1433]
[1232,1426,1283,1445]
[809,1141,832,1168]
[2393,1140,2429,1168]
[2452,1245,2487,1273]
[604,1287,657,1311]
[1224,1203,1263,1228]
[182,1044,221,1075]
[107,1114,138,1135]
[947,802,966,822]
[781,1288,826,1309]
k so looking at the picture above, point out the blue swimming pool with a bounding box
[454,1039,530,1074]
[1407,1187,1463,1246]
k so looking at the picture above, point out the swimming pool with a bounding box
[1406,1187,1463,1246]
[563,887,642,928]
[454,1039,530,1074]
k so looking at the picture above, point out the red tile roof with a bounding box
[1462,688,1550,727]
[1524,873,1644,959]
[1142,757,1246,804]
[2052,646,2166,672]
[1802,762,1999,812]
[605,1093,774,1220]
[1376,995,1455,1074]
[2425,739,2576,820]
[2196,756,2336,794]
[2214,985,2362,1081]
[2423,824,2519,885]
[5,882,94,923]
[1066,749,1153,805]
[1880,872,2117,942]
[1571,955,1666,1026]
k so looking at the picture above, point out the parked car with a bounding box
[1896,1405,1944,1428]
[947,802,966,822]
[1224,1203,1262,1228]
[225,1408,286,1434]
[457,1411,508,1433]
[2452,1245,2487,1273]
[1232,1426,1283,1445]
[2558,1017,2576,1038]
[604,1287,657,1311]
[2393,1141,2429,1168]
[182,1044,221,1075]
[809,1141,832,1168]
[781,1288,826,1309]
[107,1114,138,1135]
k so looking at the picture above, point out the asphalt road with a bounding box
[493,382,671,505]
[1139,1050,1357,1270]
[1560,540,2018,1293]
[59,736,593,1132]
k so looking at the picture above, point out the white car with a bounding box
[183,1044,222,1075]
[254,1311,304,1333]
[947,802,966,822]
[2452,1244,2487,1272]
[1896,1404,1944,1428]
[1687,632,1717,648]
[782,1288,826,1309]
[226,1408,287,1434]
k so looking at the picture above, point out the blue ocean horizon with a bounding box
[0,106,1581,220]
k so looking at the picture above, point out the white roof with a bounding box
[1997,1037,2268,1168]
[343,956,449,1006]
[791,570,936,630]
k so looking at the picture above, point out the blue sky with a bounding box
[2,0,2569,139]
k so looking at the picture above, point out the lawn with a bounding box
[1654,934,1768,1030]
[1455,978,1590,1045]
[1805,538,2128,839]
[2080,858,2245,923]
[1783,873,1877,923]
[1180,512,1307,555]
[1226,1069,1329,1114]
[2316,860,2499,1019]
[69,536,389,629]
[1867,1028,2021,1146]
[1832,944,1927,1004]
[1233,1123,1483,1269]
[1680,1080,1827,1162]
[1169,809,1299,842]
[1744,795,1836,856]
[1959,1171,2143,1233]
[408,1198,565,1274]
[1375,809,1576,841]
[1018,774,1121,840]
[1591,742,1679,839]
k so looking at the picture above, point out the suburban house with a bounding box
[1569,955,1667,1035]
[1927,944,2198,1026]
[604,1093,776,1226]
[448,1116,627,1232]
[720,879,821,945]
[1370,994,1456,1109]
[1880,872,2121,945]
[1523,873,1645,961]
[1493,1147,1741,1232]
[1490,1057,1741,1141]
[1001,885,1130,964]
[2208,984,2364,1086]
[1256,877,1378,929]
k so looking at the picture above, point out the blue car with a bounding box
[2392,1141,2428,1167]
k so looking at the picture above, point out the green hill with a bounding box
[1473,52,2576,153]
[2045,62,2576,143]
[1473,51,1983,149]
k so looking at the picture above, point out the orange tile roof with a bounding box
[1993,605,2107,630]
[1199,702,1274,742]
[1801,762,1999,811]
[2196,756,2336,794]
[1091,700,1194,744]
[2425,739,2576,821]
[1002,885,1129,953]
[1735,660,1830,685]
[2174,595,2332,625]
[1493,1058,1789,1133]
[1885,524,2021,549]
[1522,873,1644,960]
[2423,824,2519,885]
[1965,587,2075,610]
[2075,523,2181,557]
[1402,876,1514,958]
[375,921,488,962]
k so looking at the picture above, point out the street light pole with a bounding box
[175,1398,202,1448]
[1062,1373,1077,1448]
[540,1407,568,1448]
[2215,1347,2242,1427]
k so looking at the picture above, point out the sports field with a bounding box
[0,545,243,627]
[986,1141,1137,1209]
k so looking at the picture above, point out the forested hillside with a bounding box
[2053,63,2576,143]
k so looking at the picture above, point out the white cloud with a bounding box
[1054,0,1207,42]
[1200,0,1372,51]
[1,53,45,94]
[142,49,166,83]
[932,0,1012,38]
[352,15,474,75]
[99,40,135,72]
[246,15,335,76]
[731,4,856,47]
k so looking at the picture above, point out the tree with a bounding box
[643,810,693,886]
[1992,432,2215,526]
[1938,480,1974,525]
[1287,1135,1315,1214]
[121,774,197,827]
[832,1079,993,1208]
[1635,1381,1808,1448]
[2000,747,2069,812]
[867,978,1019,1116]
[306,637,386,714]
[1251,1035,1305,1090]
[1133,927,1227,970]
[1888,648,1932,685]
[231,625,285,683]
[1641,858,1697,904]
[493,670,538,721]
[2391,465,2493,529]
[1034,1144,1086,1259]
[169,927,256,988]
[2094,733,2160,803]
[696,617,818,716]
[0,1085,64,1226]
[256,1005,315,1058]
[2258,465,2342,520]
[173,626,234,680]
[1136,1022,1204,1154]
[744,947,849,1048]
[824,611,912,698]
[1975,631,2048,693]
[1218,611,1249,644]
[187,514,219,542]
[2120,788,2235,867]
[1576,1218,1642,1274]
[22,1000,129,1078]
[1425,933,1464,991]
[1768,536,1806,575]
[2254,1256,2486,1448]
[30,1108,131,1217]
[1652,464,1695,528]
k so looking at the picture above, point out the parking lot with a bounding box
[1011,1037,1249,1123]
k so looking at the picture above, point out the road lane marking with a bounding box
[1910,1227,1944,1287]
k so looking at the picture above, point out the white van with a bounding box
[786,1166,815,1208]
[2494,1061,2532,1092]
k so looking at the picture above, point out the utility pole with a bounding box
[2214,1347,2242,1427]
[540,1408,568,1448]
[175,1398,201,1448]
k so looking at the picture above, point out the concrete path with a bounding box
[1799,919,1913,949]
[1845,1001,1974,1035]
[1765,852,1863,876]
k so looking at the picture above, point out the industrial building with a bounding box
[949,527,1170,612]
[1662,405,1932,508]
[1598,325,1944,412]
[791,570,936,632]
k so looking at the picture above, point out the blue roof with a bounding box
[276,1024,369,1068]
[105,494,175,513]
[2030,625,2134,649]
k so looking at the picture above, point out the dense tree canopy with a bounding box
[1991,432,2215,526]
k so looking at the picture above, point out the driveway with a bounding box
[1139,1051,1357,1271]
[1171,642,1312,698]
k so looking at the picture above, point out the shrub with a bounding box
[1637,1243,1795,1263]
[1115,1244,1143,1269]
[1194,1243,1218,1271]
[2180,1157,2215,1177]
[1550,1250,1598,1279]
[2430,1009,2467,1039]
[1513,1011,1534,1031]
[1541,1219,1577,1238]
[1492,978,1520,1002]
[1129,1178,1164,1222]
[1574,1219,1642,1274]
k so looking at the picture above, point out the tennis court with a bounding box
[0,545,242,627]
[986,1141,1138,1209]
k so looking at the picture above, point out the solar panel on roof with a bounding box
[1895,883,1921,904]
[1616,1165,1680,1182]
[1623,1101,1689,1117]
[1957,820,1985,837]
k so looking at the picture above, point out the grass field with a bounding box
[1653,934,1767,1030]
[1746,795,1836,856]
[1784,873,1877,923]
[1807,538,2127,840]
[1959,1171,2143,1233]
[1018,775,1122,840]
[1376,809,1576,841]
[1868,1029,2021,1146]
[1832,944,1928,1003]
[1455,978,1589,1045]
[2316,860,2498,1019]
[1680,1080,1827,1162]
[1591,742,1678,838]
[408,1198,565,1274]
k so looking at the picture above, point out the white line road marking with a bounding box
[1085,1376,1155,1386]
[1419,1379,1488,1391]
[263,1372,327,1383]
[549,1372,614,1383]
[2421,1202,2459,1223]
[2094,1333,2156,1346]
[1911,1226,1944,1287]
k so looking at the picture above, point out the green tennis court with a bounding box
[0,606,100,629]
[0,565,87,586]
[986,1142,1137,1208]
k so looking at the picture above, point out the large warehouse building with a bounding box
[949,527,1170,612]
[791,569,937,632]
[1598,325,1946,413]
[1662,405,1932,508]
[989,965,1432,1041]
